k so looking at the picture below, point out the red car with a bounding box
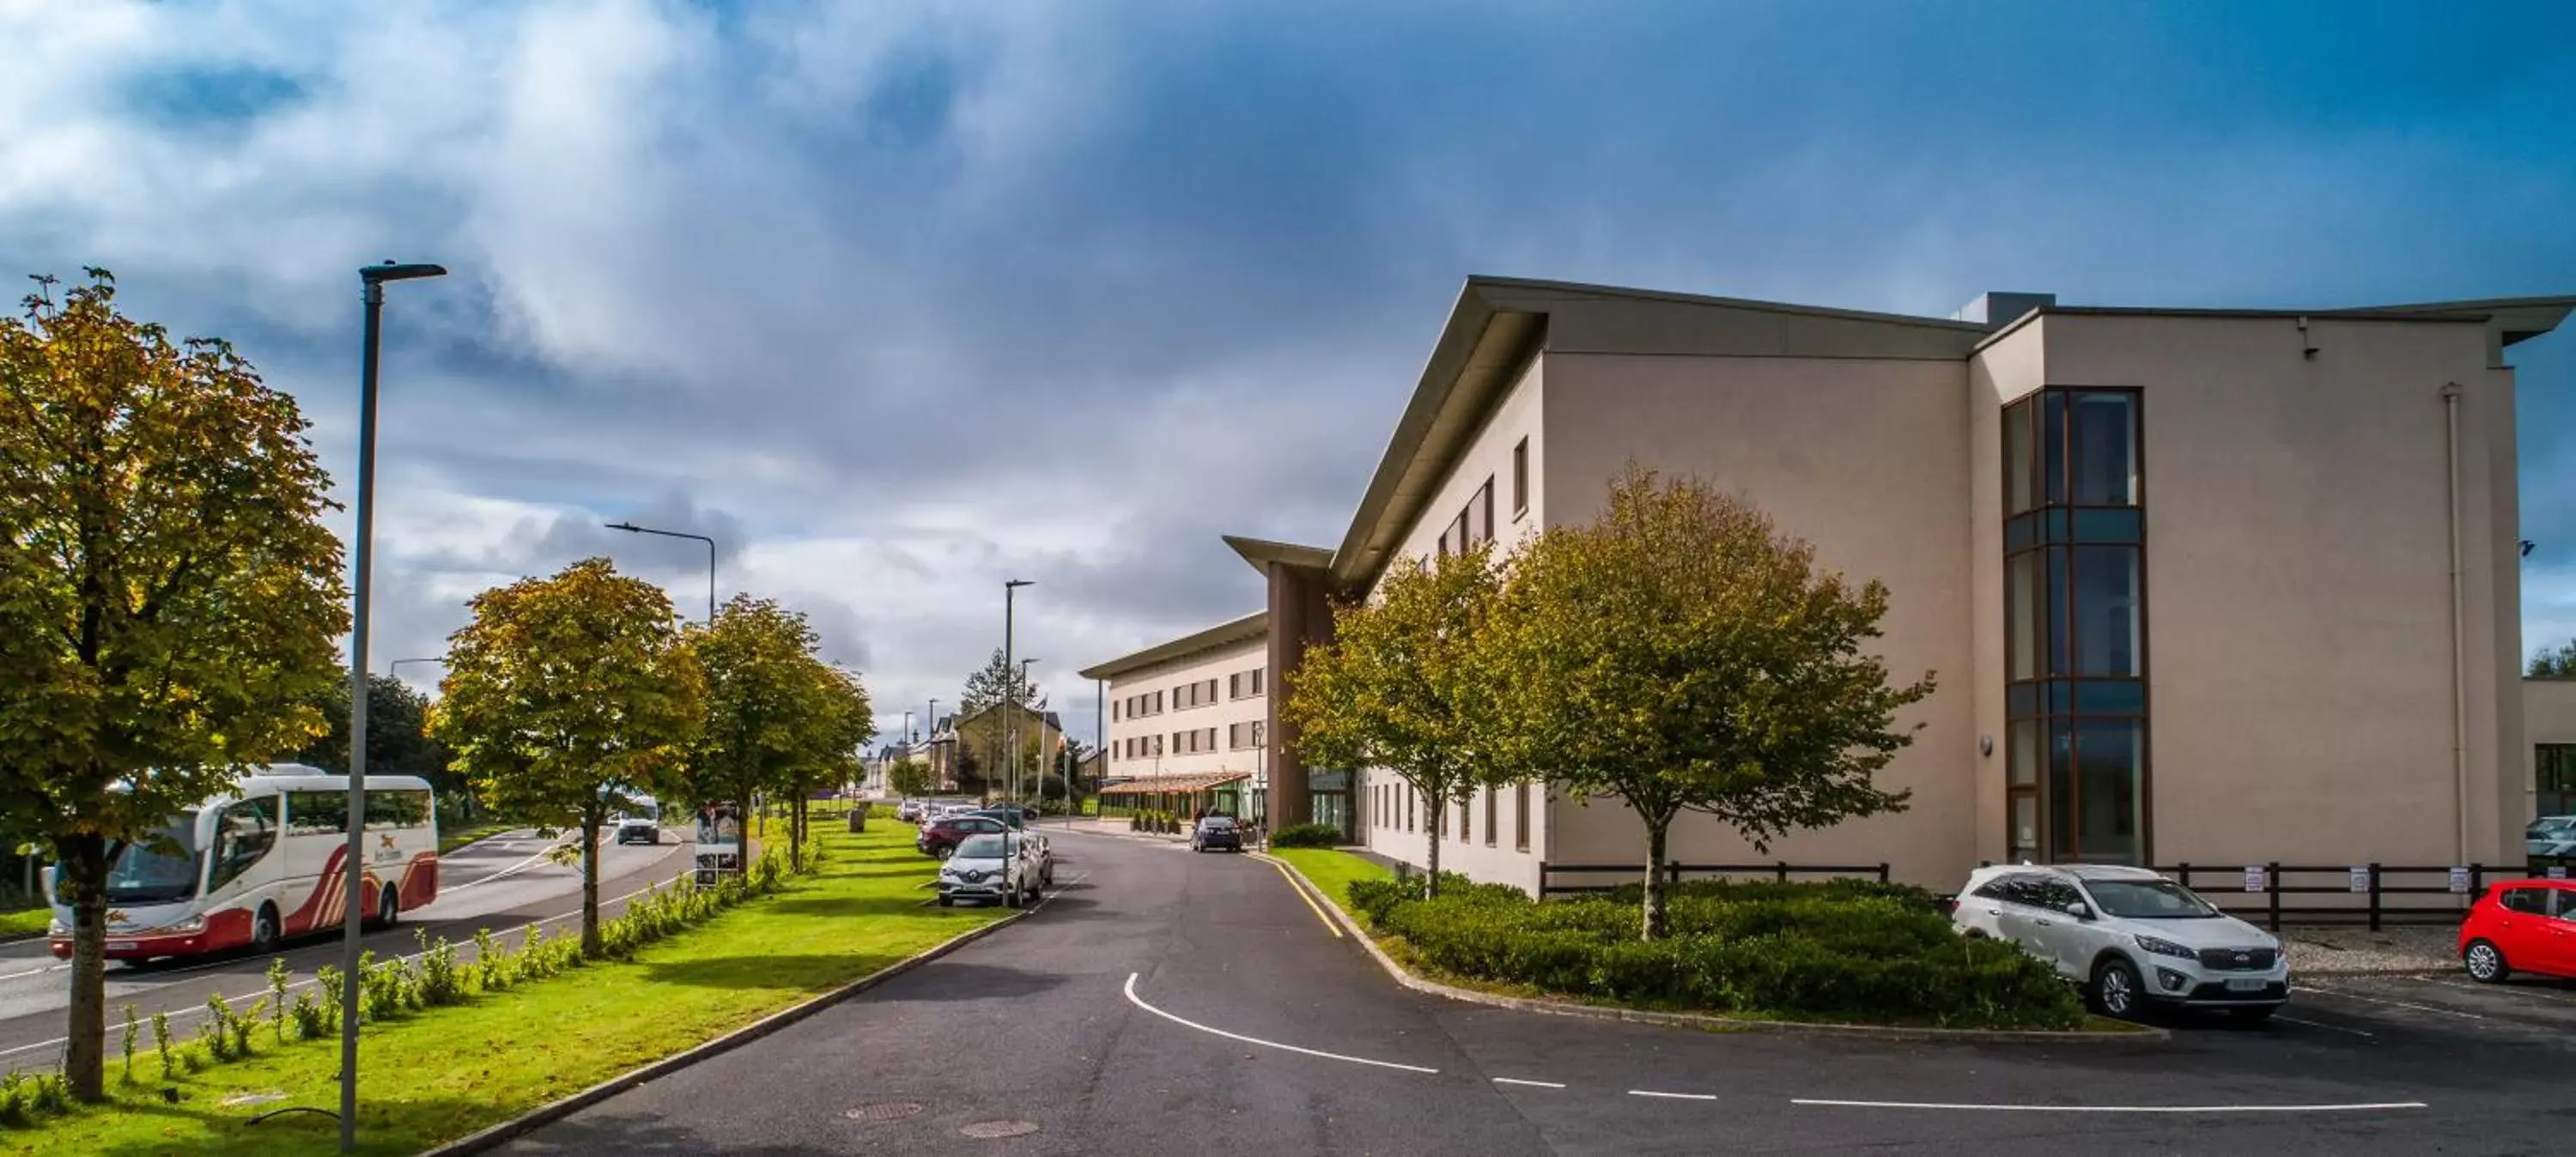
[915,815,1006,859]
[2460,878,2576,983]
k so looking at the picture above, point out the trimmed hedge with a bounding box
[1346,875,2082,1030]
[1267,824,1343,848]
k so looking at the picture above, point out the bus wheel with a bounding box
[378,883,401,930]
[252,905,280,954]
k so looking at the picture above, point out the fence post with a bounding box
[1776,861,1789,883]
[2368,862,2383,932]
[2267,862,2281,931]
[1667,859,1681,889]
[1876,863,1890,883]
[2471,863,2485,896]
[2176,863,2191,890]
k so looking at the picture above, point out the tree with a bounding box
[1280,544,1505,896]
[685,596,868,872]
[889,759,936,799]
[959,647,1040,713]
[294,673,465,815]
[0,271,348,1100]
[1487,467,1934,941]
[429,558,702,955]
[2533,639,2576,678]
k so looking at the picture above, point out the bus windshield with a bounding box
[106,812,202,905]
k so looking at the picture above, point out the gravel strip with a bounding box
[2281,924,2459,974]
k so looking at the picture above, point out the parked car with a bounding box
[965,809,1052,885]
[2460,878,2576,983]
[2527,816,2576,859]
[916,815,1007,859]
[1190,815,1242,853]
[1949,863,2288,1022]
[896,798,925,823]
[937,833,1038,907]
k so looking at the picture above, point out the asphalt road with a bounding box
[0,827,695,1071]
[508,829,2576,1155]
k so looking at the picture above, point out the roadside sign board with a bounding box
[2348,865,2371,893]
[2243,865,2265,893]
[2449,866,2472,893]
[2551,865,2569,881]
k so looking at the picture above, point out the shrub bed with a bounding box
[1267,823,1343,848]
[1346,875,2082,1030]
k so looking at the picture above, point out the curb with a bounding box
[421,904,1036,1155]
[1254,852,2171,1046]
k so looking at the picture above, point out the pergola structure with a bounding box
[1095,772,1250,821]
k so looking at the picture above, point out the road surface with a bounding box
[0,827,695,1071]
[507,827,2576,1155]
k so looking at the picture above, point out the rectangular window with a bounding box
[1451,510,1470,556]
[1513,782,1529,851]
[1229,673,1241,699]
[1475,477,1495,547]
[1406,788,1414,833]
[2070,545,2142,676]
[1250,669,1264,695]
[2540,744,2576,817]
[2004,400,2035,514]
[1458,797,1471,844]
[1251,720,1265,748]
[287,790,345,835]
[1513,438,1529,515]
[2069,391,2139,506]
[1484,788,1498,846]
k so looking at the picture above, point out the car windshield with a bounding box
[2082,877,2219,919]
[2530,817,2576,838]
[1200,818,1234,830]
[106,812,203,905]
[954,834,1010,859]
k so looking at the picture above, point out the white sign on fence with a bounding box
[2449,866,2472,893]
[2348,865,2372,893]
[2243,865,2266,893]
[2552,865,2569,881]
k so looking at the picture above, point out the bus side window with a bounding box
[208,797,280,892]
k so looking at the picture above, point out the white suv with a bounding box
[1950,864,2288,1022]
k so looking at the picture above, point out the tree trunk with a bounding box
[1423,787,1443,900]
[57,835,108,1100]
[1641,814,1671,942]
[790,797,806,873]
[578,810,602,957]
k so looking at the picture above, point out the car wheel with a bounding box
[377,883,401,931]
[2464,939,2511,984]
[938,896,954,908]
[2226,1006,2277,1026]
[1004,885,1022,909]
[2091,957,2144,1020]
[252,905,281,954]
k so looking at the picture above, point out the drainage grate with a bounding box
[959,1119,1041,1139]
[847,1102,925,1123]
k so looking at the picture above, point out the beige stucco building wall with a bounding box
[1538,350,1978,887]
[2038,313,2524,868]
[1103,633,1269,785]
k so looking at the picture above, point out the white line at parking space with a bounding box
[1629,1090,1717,1101]
[1492,1077,1564,1089]
[1121,972,1440,1075]
[1794,1098,2427,1113]
[2293,984,2487,1021]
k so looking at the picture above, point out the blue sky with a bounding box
[4,0,2573,745]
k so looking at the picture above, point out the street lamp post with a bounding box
[1092,676,1104,828]
[604,521,717,624]
[387,657,442,679]
[344,258,444,1154]
[1002,578,1030,806]
[927,697,940,791]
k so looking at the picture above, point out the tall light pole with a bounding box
[1092,676,1104,828]
[1002,579,1031,808]
[902,710,915,746]
[344,258,444,1154]
[387,657,442,679]
[927,697,940,791]
[604,521,717,624]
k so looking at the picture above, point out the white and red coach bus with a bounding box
[47,766,440,962]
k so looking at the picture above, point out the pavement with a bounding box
[498,829,2576,1154]
[0,826,695,1071]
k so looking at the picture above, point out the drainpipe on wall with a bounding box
[2441,382,2471,867]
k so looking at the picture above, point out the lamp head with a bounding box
[361,261,447,283]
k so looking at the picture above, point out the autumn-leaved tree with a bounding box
[1487,467,1933,940]
[0,271,348,1099]
[430,558,702,955]
[1280,544,1504,896]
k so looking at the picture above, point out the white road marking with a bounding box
[443,836,581,891]
[2293,984,2487,1021]
[1794,1099,2427,1113]
[0,964,69,982]
[1492,1077,1565,1089]
[1121,972,1439,1075]
[1630,1090,1717,1101]
[2273,1015,2375,1039]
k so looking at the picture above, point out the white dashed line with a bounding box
[1629,1090,1717,1101]
[1121,972,1439,1075]
[1794,1099,2427,1113]
[1492,1077,1565,1089]
[2293,985,2487,1021]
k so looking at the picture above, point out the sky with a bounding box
[5,0,2574,751]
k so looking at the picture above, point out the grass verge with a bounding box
[1267,847,1390,924]
[0,907,49,940]
[9,821,1001,1155]
[434,823,520,856]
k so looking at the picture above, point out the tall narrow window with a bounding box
[1513,781,1529,851]
[1475,477,1495,547]
[2002,387,2147,865]
[1483,788,1497,846]
[1458,796,1470,844]
[1512,438,1529,515]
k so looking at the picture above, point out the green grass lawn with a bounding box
[434,822,520,855]
[1268,847,1392,924]
[0,906,51,939]
[12,821,1003,1155]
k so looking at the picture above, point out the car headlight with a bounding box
[2135,935,2196,960]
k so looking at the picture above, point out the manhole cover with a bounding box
[959,1119,1041,1139]
[219,1091,288,1108]
[847,1103,924,1123]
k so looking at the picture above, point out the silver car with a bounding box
[1950,863,2288,1022]
[936,833,1039,908]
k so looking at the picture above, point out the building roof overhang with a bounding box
[1077,609,1269,681]
[1223,535,1334,577]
